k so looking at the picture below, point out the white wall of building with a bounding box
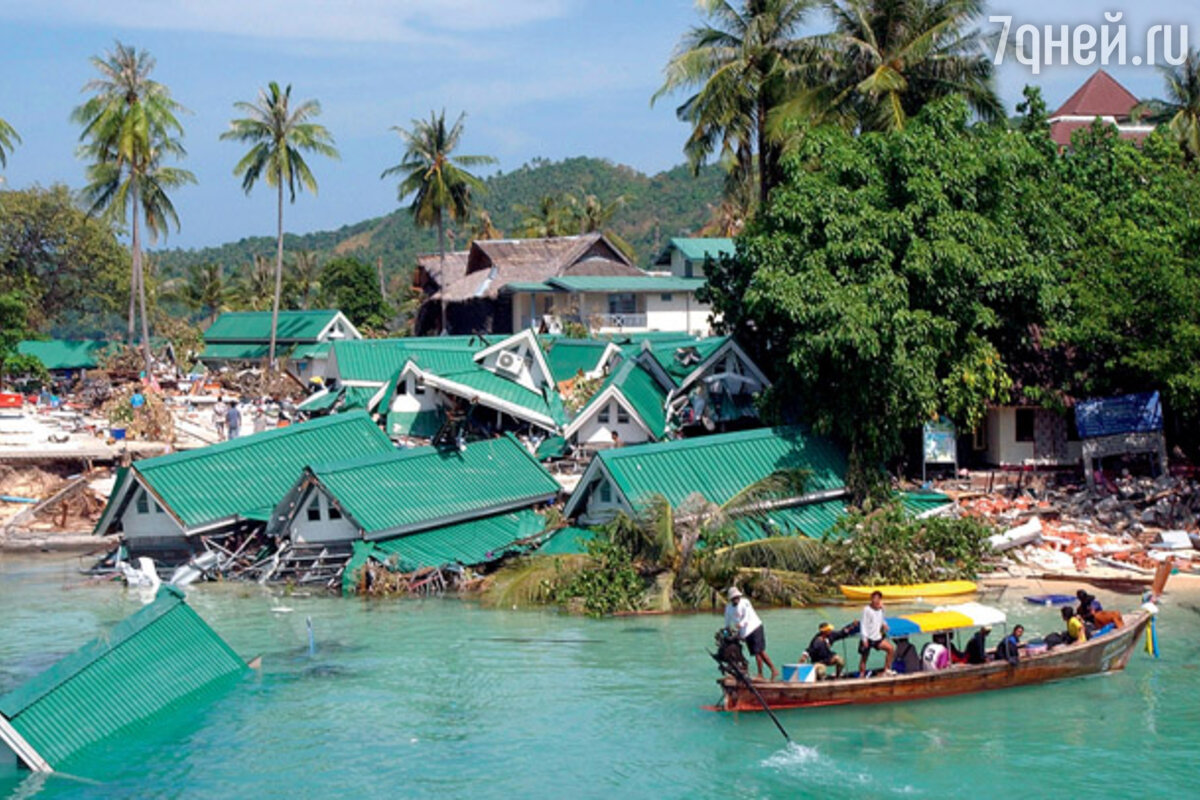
[120,485,186,543]
[580,475,624,524]
[573,397,652,449]
[389,372,441,416]
[645,292,712,336]
[985,406,1082,467]
[290,487,361,544]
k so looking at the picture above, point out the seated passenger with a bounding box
[932,631,968,664]
[892,637,921,674]
[804,622,852,679]
[995,625,1024,665]
[1076,590,1102,623]
[964,626,992,664]
[1092,608,1124,629]
[1063,606,1088,644]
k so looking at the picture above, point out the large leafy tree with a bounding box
[318,256,392,330]
[72,42,195,377]
[222,82,338,369]
[653,0,816,205]
[706,98,1063,500]
[382,110,495,333]
[0,116,19,171]
[1135,48,1200,162]
[790,0,1001,133]
[0,185,127,332]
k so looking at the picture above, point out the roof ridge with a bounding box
[598,425,802,462]
[138,411,378,472]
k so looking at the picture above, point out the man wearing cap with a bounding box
[724,587,778,681]
[804,621,854,679]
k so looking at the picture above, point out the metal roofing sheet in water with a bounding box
[370,508,548,571]
[0,586,246,771]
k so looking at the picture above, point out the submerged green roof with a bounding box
[307,434,560,539]
[117,412,394,530]
[566,426,846,517]
[16,339,117,371]
[204,310,344,343]
[369,508,549,571]
[0,586,245,771]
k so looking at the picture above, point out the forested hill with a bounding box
[152,157,724,279]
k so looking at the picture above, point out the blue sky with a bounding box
[0,0,1196,249]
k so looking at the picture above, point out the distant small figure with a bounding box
[213,400,228,440]
[253,406,268,434]
[996,625,1024,665]
[724,587,778,681]
[611,430,623,448]
[226,400,242,440]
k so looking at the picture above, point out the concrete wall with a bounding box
[573,397,653,449]
[290,486,360,544]
[985,406,1082,467]
[644,292,712,336]
[389,373,441,415]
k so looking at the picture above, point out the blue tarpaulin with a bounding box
[1074,392,1162,439]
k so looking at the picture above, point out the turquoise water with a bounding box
[2,553,1199,799]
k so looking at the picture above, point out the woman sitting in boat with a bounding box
[1064,606,1088,644]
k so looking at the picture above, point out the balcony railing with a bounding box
[592,313,647,329]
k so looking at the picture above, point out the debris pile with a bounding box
[936,471,1200,582]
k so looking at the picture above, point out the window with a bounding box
[154,502,164,514]
[414,379,426,395]
[397,379,407,396]
[684,262,693,278]
[598,403,611,424]
[660,293,673,302]
[616,405,630,424]
[599,481,612,504]
[135,489,149,515]
[972,417,988,451]
[607,293,637,315]
[328,503,343,520]
[1015,409,1035,443]
[307,497,322,522]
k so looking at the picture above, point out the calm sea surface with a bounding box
[2,553,1198,799]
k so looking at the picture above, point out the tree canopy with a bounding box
[318,256,391,330]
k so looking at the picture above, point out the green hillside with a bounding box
[152,157,724,282]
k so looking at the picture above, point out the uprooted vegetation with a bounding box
[480,490,995,617]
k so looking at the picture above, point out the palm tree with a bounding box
[177,263,233,325]
[515,193,578,238]
[221,82,338,370]
[468,208,503,241]
[0,116,19,170]
[288,249,322,309]
[381,110,496,333]
[794,0,1001,133]
[233,254,276,311]
[653,0,816,205]
[1135,49,1200,161]
[73,42,195,378]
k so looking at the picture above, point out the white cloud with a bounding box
[0,0,572,43]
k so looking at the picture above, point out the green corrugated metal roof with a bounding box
[654,237,736,265]
[341,385,384,412]
[331,338,484,383]
[297,389,339,412]
[432,362,566,426]
[545,276,707,293]
[536,525,597,555]
[901,490,954,515]
[733,499,851,542]
[309,434,560,538]
[125,412,394,530]
[569,359,668,439]
[16,339,116,371]
[534,434,569,460]
[369,508,548,571]
[0,585,246,770]
[198,342,287,362]
[646,336,731,385]
[387,408,444,438]
[290,341,332,360]
[568,426,846,516]
[203,310,342,342]
[503,281,554,292]
[543,339,610,383]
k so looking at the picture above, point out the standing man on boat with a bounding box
[724,587,778,681]
[858,591,896,677]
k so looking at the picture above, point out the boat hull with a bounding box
[719,612,1150,711]
[839,580,978,601]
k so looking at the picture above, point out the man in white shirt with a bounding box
[858,590,896,677]
[724,586,778,681]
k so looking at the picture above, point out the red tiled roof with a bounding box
[1051,70,1139,119]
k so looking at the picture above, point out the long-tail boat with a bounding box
[716,602,1152,712]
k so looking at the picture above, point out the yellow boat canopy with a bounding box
[885,602,1007,637]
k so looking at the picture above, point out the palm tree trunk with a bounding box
[132,183,153,380]
[127,263,137,343]
[757,96,769,206]
[270,181,284,373]
[437,211,447,334]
